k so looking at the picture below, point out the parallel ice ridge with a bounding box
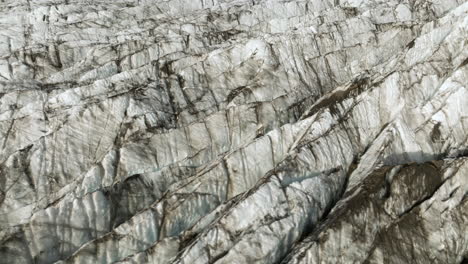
[0,0,467,263]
